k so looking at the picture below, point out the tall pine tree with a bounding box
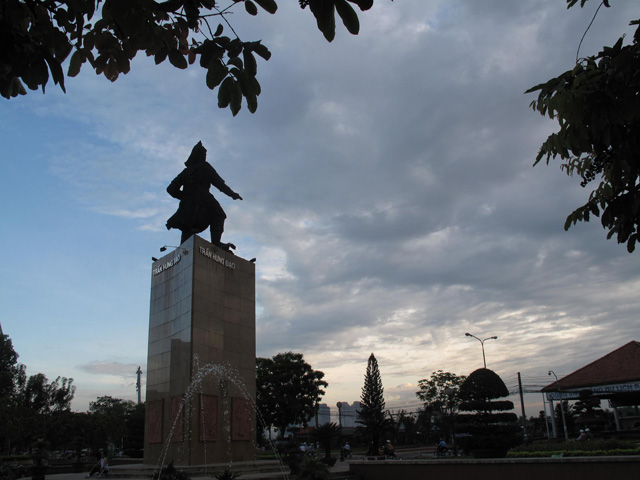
[357,353,386,455]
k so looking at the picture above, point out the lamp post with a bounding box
[464,333,498,368]
[136,366,142,405]
[444,387,458,456]
[548,370,569,442]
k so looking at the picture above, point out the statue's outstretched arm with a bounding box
[207,164,242,201]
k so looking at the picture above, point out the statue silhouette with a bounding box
[166,142,242,250]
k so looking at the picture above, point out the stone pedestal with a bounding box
[143,235,256,465]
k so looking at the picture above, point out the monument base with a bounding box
[143,235,256,465]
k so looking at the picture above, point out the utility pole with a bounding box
[517,372,527,431]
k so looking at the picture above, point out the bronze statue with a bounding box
[166,142,242,250]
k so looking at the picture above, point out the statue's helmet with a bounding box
[185,141,207,166]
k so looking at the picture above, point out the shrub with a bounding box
[508,448,640,458]
[456,368,521,453]
[282,451,303,476]
[213,469,241,480]
[312,423,341,459]
[298,457,329,480]
[509,438,638,454]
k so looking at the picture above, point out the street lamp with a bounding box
[444,387,458,456]
[136,366,142,405]
[548,370,569,442]
[465,333,498,368]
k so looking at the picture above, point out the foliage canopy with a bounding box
[0,333,76,454]
[416,370,466,415]
[256,351,327,438]
[528,1,640,251]
[89,395,139,448]
[1,0,377,115]
[457,368,520,451]
[0,333,143,458]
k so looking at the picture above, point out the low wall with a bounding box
[349,456,640,480]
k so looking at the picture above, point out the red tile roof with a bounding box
[542,341,640,392]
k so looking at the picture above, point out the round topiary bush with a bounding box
[456,368,521,456]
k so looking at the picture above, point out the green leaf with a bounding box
[245,0,258,15]
[104,60,119,81]
[168,49,188,69]
[243,49,257,77]
[214,23,224,36]
[3,77,26,99]
[228,57,243,69]
[253,0,278,14]
[215,36,231,48]
[564,213,575,231]
[26,57,49,92]
[198,40,224,68]
[55,7,69,26]
[249,41,271,61]
[218,76,234,108]
[246,92,258,113]
[309,0,336,42]
[335,0,359,35]
[155,47,167,65]
[230,80,242,116]
[228,38,243,58]
[68,50,84,77]
[206,61,227,89]
[53,32,73,62]
[249,76,261,96]
[230,68,248,116]
[115,49,130,74]
[232,67,249,93]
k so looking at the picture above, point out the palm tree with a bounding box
[312,423,340,459]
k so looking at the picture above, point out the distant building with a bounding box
[310,403,331,427]
[282,401,362,435]
[337,401,361,428]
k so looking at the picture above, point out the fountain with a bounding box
[152,359,288,479]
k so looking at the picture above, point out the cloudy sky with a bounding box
[1,0,638,418]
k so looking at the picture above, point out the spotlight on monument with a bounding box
[160,245,189,254]
[249,258,256,263]
[151,257,158,262]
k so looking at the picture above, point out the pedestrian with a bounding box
[343,441,351,458]
[383,440,395,458]
[86,452,109,478]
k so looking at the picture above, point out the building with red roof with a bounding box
[542,341,640,432]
